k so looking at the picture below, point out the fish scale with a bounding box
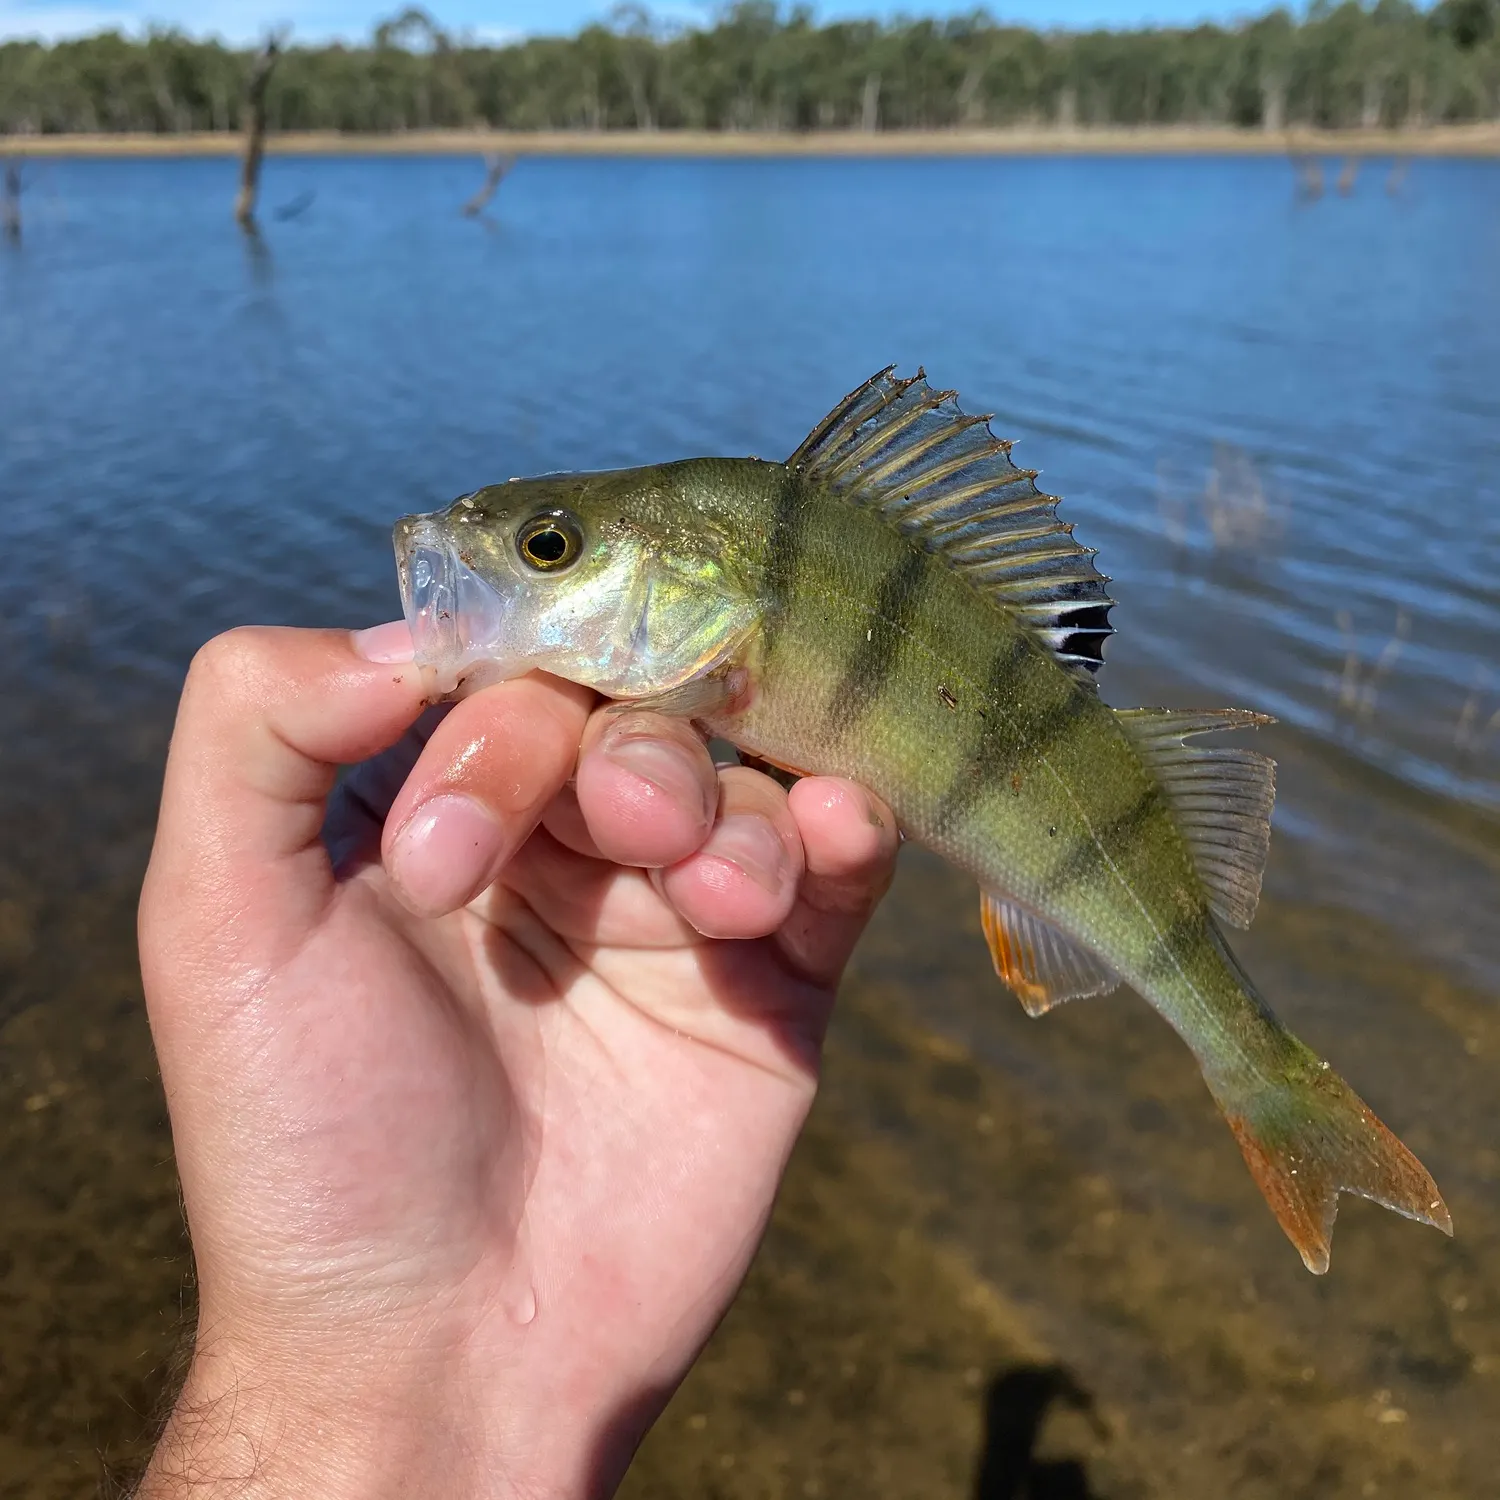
[394,367,1451,1275]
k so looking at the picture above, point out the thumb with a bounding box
[139,623,427,1004]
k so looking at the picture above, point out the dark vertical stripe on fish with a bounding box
[823,545,930,737]
[1033,784,1162,903]
[760,471,808,666]
[1020,691,1094,773]
[932,635,1033,834]
[1141,910,1212,984]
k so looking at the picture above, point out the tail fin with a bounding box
[1213,1065,1451,1274]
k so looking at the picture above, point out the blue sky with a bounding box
[0,0,1287,46]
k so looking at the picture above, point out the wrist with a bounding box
[134,1321,653,1500]
[136,1337,500,1500]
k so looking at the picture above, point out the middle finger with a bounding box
[655,766,805,940]
[571,708,720,868]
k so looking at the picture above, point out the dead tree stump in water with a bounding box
[235,38,283,232]
[2,159,22,245]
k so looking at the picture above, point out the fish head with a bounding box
[394,469,755,700]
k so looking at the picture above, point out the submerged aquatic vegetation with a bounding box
[1454,668,1500,759]
[1156,442,1283,557]
[394,367,1450,1274]
[1333,606,1411,727]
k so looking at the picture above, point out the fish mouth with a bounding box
[393,512,516,697]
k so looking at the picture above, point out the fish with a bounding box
[393,366,1451,1274]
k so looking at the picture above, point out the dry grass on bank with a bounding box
[7,122,1500,158]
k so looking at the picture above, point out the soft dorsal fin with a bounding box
[1115,708,1277,929]
[980,891,1119,1016]
[789,367,1114,684]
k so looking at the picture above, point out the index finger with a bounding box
[139,624,429,993]
[378,673,596,917]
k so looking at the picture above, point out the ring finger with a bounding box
[654,766,805,940]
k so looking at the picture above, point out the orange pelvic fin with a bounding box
[979,891,1119,1017]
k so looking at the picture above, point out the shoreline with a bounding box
[7,123,1500,159]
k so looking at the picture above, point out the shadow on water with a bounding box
[972,1365,1105,1500]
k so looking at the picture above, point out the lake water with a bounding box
[2,154,1498,1498]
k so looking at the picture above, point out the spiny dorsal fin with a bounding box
[789,367,1114,685]
[1115,708,1277,929]
[980,891,1119,1016]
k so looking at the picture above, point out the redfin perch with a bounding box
[394,367,1451,1273]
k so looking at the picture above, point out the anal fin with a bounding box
[980,892,1119,1017]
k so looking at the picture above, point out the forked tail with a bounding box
[1210,1062,1451,1274]
[975,888,1453,1271]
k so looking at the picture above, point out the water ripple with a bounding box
[2,152,1497,983]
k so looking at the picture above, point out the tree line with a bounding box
[2,1,1497,137]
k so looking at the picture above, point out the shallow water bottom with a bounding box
[2,848,1496,1499]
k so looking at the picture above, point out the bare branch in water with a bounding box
[235,34,286,233]
[462,154,516,218]
[272,189,316,222]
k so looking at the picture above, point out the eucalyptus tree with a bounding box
[5,2,1499,139]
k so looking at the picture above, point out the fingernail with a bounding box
[352,621,415,664]
[701,814,789,894]
[603,727,714,824]
[389,793,504,916]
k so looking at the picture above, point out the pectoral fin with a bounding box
[608,664,750,722]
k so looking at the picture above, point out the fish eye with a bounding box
[516,511,583,572]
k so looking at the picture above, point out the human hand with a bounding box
[135,623,898,1500]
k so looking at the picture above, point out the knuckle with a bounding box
[185,626,280,707]
[803,872,878,919]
